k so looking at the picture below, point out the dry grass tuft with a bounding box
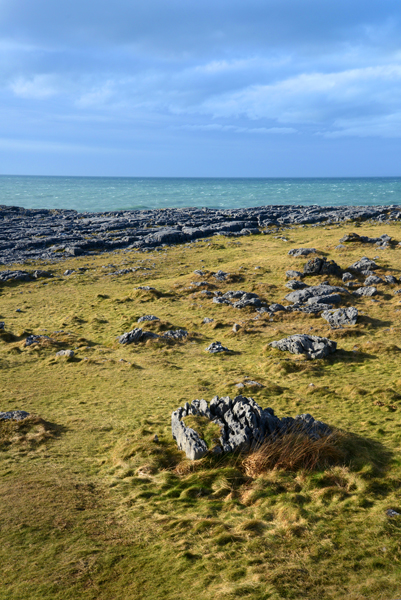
[243,432,344,476]
[0,416,63,450]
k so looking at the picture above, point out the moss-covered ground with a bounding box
[1,221,401,599]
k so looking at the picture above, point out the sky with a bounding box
[1,0,401,177]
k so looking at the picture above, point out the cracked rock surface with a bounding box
[1,204,399,265]
[172,395,331,459]
[270,334,337,359]
[321,307,358,327]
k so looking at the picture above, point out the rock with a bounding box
[212,289,264,310]
[193,269,205,276]
[172,395,331,459]
[285,284,347,305]
[384,275,397,284]
[206,341,231,353]
[285,280,308,290]
[342,272,355,282]
[64,269,74,275]
[25,335,51,347]
[269,303,286,312]
[269,334,337,359]
[0,410,30,421]
[135,286,156,291]
[364,275,383,286]
[232,323,241,332]
[137,315,159,322]
[163,329,188,341]
[213,270,229,281]
[56,349,74,358]
[288,248,316,257]
[0,270,32,283]
[339,232,363,243]
[118,328,144,344]
[386,509,401,518]
[340,232,392,245]
[32,270,53,279]
[203,317,214,323]
[321,307,358,327]
[307,294,342,305]
[348,257,379,273]
[0,322,4,330]
[171,409,209,460]
[303,257,342,278]
[354,286,377,297]
[286,270,303,279]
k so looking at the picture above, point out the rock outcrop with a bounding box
[0,410,30,421]
[321,307,358,327]
[270,334,337,359]
[303,257,342,278]
[171,395,331,459]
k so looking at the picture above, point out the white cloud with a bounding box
[9,74,59,99]
[179,123,296,134]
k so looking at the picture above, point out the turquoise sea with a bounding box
[0,176,401,213]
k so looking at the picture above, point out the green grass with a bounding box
[1,222,401,598]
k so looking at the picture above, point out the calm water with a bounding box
[0,176,401,213]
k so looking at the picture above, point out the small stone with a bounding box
[0,410,30,421]
[270,334,337,359]
[16,309,22,313]
[384,275,397,284]
[232,323,241,332]
[137,315,159,322]
[0,322,4,330]
[285,280,308,290]
[206,341,231,354]
[203,317,214,324]
[163,329,188,341]
[342,272,355,282]
[56,349,74,358]
[286,270,303,279]
[364,275,383,286]
[118,328,143,344]
[64,269,74,276]
[386,509,401,518]
[153,434,159,443]
[288,248,316,257]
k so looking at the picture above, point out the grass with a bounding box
[1,221,401,598]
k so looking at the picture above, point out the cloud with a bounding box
[179,124,296,134]
[9,74,59,99]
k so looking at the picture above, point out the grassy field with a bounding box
[1,221,401,600]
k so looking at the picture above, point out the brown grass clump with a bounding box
[243,432,344,477]
[0,416,63,450]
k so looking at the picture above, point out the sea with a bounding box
[1,176,401,213]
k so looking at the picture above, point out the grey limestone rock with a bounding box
[135,286,156,291]
[285,280,308,290]
[384,275,398,284]
[0,270,32,283]
[364,275,383,286]
[270,334,337,359]
[64,269,75,275]
[163,329,188,341]
[214,270,229,281]
[321,307,358,327]
[56,349,74,358]
[206,341,231,353]
[340,232,392,245]
[354,286,377,297]
[25,335,51,347]
[269,303,286,312]
[307,294,342,306]
[0,410,30,421]
[203,317,214,323]
[288,247,316,257]
[286,270,303,279]
[193,269,205,276]
[118,328,144,344]
[172,395,331,459]
[137,315,159,322]
[303,257,342,278]
[342,272,355,282]
[284,284,347,305]
[0,322,4,330]
[349,257,379,273]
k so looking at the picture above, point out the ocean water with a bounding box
[0,176,401,213]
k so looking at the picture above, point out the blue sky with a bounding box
[1,0,401,176]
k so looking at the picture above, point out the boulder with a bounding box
[342,272,355,282]
[0,410,30,421]
[118,328,144,344]
[172,396,331,459]
[384,275,397,284]
[303,257,342,278]
[25,335,51,347]
[321,307,358,327]
[285,284,347,305]
[137,315,160,322]
[56,349,74,358]
[285,280,308,290]
[286,270,303,279]
[206,341,231,353]
[354,286,377,297]
[270,334,337,359]
[348,257,379,273]
[364,275,383,286]
[163,329,188,341]
[288,248,316,257]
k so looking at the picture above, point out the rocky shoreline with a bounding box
[1,203,400,265]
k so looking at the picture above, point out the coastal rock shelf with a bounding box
[171,395,331,460]
[1,203,400,265]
